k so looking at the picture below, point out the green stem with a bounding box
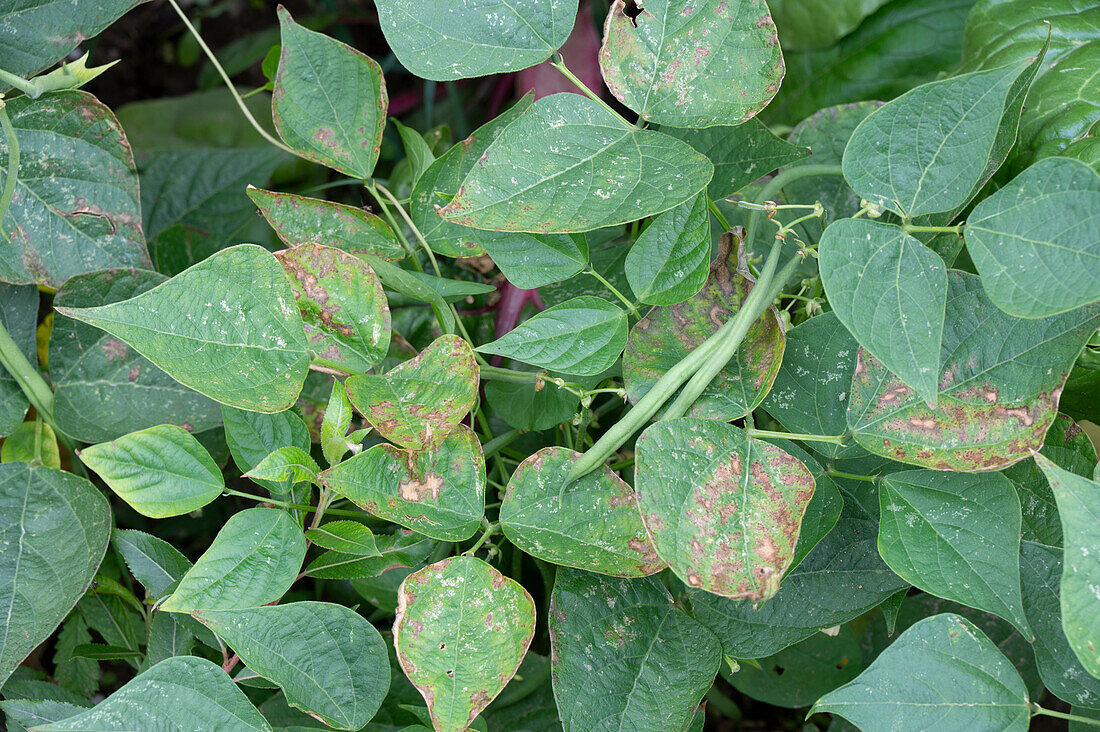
[586,267,640,318]
[164,0,297,157]
[1032,705,1100,727]
[478,365,539,383]
[367,186,422,268]
[0,69,38,98]
[0,102,18,242]
[902,223,963,235]
[373,182,443,278]
[550,55,634,129]
[463,519,499,556]
[0,318,55,425]
[744,164,843,252]
[223,488,366,518]
[746,428,846,444]
[826,469,877,483]
[707,200,732,232]
[482,429,520,459]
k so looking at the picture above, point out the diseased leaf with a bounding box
[624,232,784,420]
[275,244,390,372]
[626,193,711,306]
[819,218,947,406]
[599,0,785,127]
[847,271,1099,470]
[159,508,305,613]
[476,297,628,376]
[56,245,310,413]
[966,156,1100,318]
[878,470,1032,638]
[374,0,578,80]
[0,91,149,288]
[346,334,479,450]
[0,284,36,437]
[244,446,320,485]
[439,93,713,233]
[273,7,386,178]
[50,269,221,444]
[634,419,815,600]
[501,446,665,577]
[0,464,110,686]
[0,0,139,78]
[810,614,1031,731]
[0,698,88,729]
[248,187,405,261]
[394,556,536,732]
[323,425,485,541]
[33,657,273,731]
[196,602,389,730]
[774,441,844,572]
[1034,454,1100,678]
[549,569,720,732]
[81,424,224,519]
[112,529,192,599]
[842,52,1044,218]
[305,521,379,556]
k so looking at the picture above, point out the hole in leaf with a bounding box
[773,665,785,676]
[621,0,642,26]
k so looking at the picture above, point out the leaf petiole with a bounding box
[550,54,634,130]
[585,266,641,318]
[1032,704,1100,727]
[745,428,847,444]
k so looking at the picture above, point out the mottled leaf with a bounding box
[439,93,713,233]
[81,424,223,519]
[34,656,273,731]
[273,7,386,178]
[196,602,389,730]
[159,508,305,613]
[966,156,1100,318]
[0,283,36,437]
[811,614,1031,731]
[599,0,784,127]
[0,91,148,288]
[878,470,1032,638]
[323,425,485,541]
[305,521,379,556]
[345,334,478,450]
[0,464,110,685]
[56,245,310,413]
[394,556,536,732]
[476,297,628,376]
[549,570,720,731]
[624,232,784,420]
[634,419,815,600]
[625,193,710,306]
[501,446,665,577]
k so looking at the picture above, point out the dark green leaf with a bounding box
[0,0,139,78]
[0,284,36,437]
[769,0,890,50]
[480,234,589,290]
[112,528,192,599]
[222,404,311,485]
[625,193,710,306]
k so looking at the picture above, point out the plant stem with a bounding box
[463,519,498,556]
[1032,705,1100,727]
[826,469,877,483]
[586,267,640,318]
[482,429,520,459]
[365,185,422,267]
[164,0,297,157]
[223,488,366,518]
[479,364,541,383]
[372,182,443,277]
[744,164,843,251]
[0,69,38,98]
[0,101,18,242]
[746,428,846,444]
[550,55,634,129]
[0,318,55,425]
[707,200,732,232]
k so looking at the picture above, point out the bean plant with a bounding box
[0,0,1098,730]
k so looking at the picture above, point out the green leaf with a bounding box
[634,419,816,600]
[222,404,311,485]
[0,91,149,288]
[483,368,581,432]
[966,156,1100,318]
[599,0,785,127]
[439,93,713,233]
[0,284,36,438]
[768,0,890,51]
[68,643,142,661]
[305,521,379,556]
[248,186,405,261]
[374,0,578,80]
[501,446,665,577]
[321,378,354,466]
[142,613,194,671]
[0,0,139,78]
[141,148,284,276]
[878,470,1032,638]
[196,602,390,730]
[159,508,305,613]
[244,446,320,485]
[664,119,810,200]
[394,556,536,732]
[0,699,88,730]
[624,232,784,420]
[480,234,589,289]
[323,425,485,542]
[1,420,59,467]
[842,53,1044,218]
[0,464,110,685]
[275,244,391,372]
[723,624,864,708]
[1034,454,1100,678]
[393,120,436,190]
[847,271,1099,471]
[307,529,436,580]
[50,269,221,444]
[625,193,710,306]
[776,441,844,572]
[811,614,1031,731]
[112,529,192,599]
[56,245,310,413]
[819,218,947,406]
[1019,540,1100,709]
[549,569,720,731]
[273,7,386,178]
[476,297,628,376]
[345,334,478,450]
[80,424,223,518]
[33,656,273,731]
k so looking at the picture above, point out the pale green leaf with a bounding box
[320,378,354,466]
[305,521,379,556]
[244,446,320,485]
